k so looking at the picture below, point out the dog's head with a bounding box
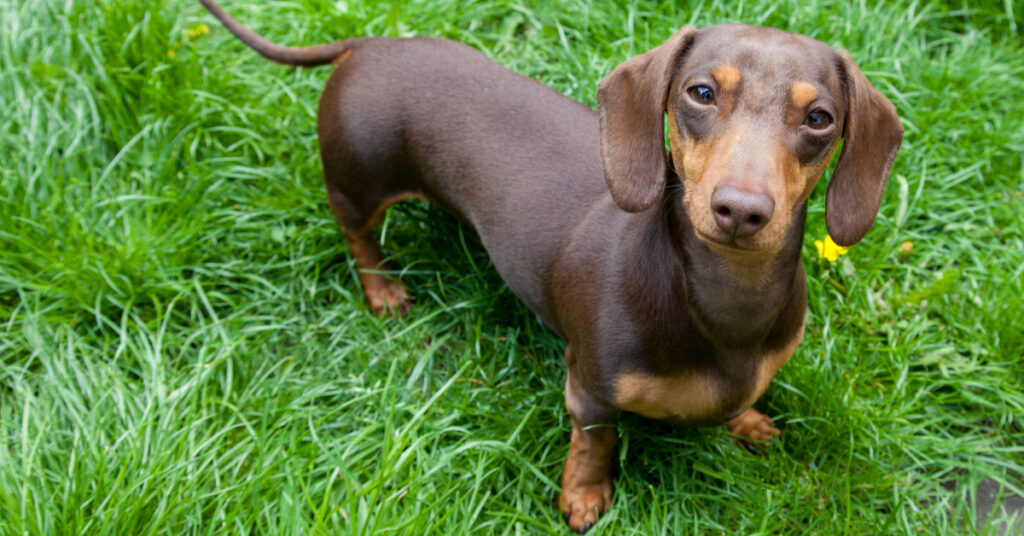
[597,24,903,254]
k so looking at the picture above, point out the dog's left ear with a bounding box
[825,50,904,246]
[597,26,698,213]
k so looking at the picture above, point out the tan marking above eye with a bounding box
[790,81,818,108]
[712,65,741,91]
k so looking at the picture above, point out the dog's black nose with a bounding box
[710,185,775,238]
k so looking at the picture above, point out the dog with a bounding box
[199,1,903,531]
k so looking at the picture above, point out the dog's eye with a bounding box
[688,86,715,105]
[805,110,833,129]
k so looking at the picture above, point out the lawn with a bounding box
[1,0,1022,534]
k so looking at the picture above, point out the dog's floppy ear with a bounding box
[597,27,697,213]
[825,51,903,246]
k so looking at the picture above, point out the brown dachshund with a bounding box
[200,1,903,531]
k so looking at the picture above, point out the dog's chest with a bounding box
[611,324,804,423]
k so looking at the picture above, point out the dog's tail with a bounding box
[199,0,351,67]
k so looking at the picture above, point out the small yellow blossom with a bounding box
[814,234,849,262]
[899,241,914,257]
[167,49,176,58]
[184,23,210,40]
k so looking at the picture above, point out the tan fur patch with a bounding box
[739,323,804,410]
[667,111,734,187]
[790,81,818,108]
[797,143,839,203]
[614,322,804,423]
[351,192,425,235]
[559,415,615,531]
[712,65,741,91]
[777,135,840,208]
[614,370,721,422]
[330,49,353,66]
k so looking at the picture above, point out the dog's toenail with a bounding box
[745,443,757,454]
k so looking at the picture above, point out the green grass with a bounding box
[1,0,1022,534]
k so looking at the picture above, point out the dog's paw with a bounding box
[726,408,779,449]
[559,479,611,533]
[368,279,412,316]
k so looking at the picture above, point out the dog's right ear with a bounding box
[597,27,698,213]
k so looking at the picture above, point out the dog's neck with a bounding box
[623,184,806,351]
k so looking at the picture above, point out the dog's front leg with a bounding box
[559,346,616,533]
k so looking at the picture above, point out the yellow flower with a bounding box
[899,241,914,257]
[184,23,210,40]
[167,49,176,58]
[814,234,849,262]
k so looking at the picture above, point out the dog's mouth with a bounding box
[694,229,767,254]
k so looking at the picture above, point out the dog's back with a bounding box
[316,36,606,327]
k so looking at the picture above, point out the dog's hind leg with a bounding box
[325,181,415,316]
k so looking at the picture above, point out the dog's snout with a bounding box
[710,185,775,238]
